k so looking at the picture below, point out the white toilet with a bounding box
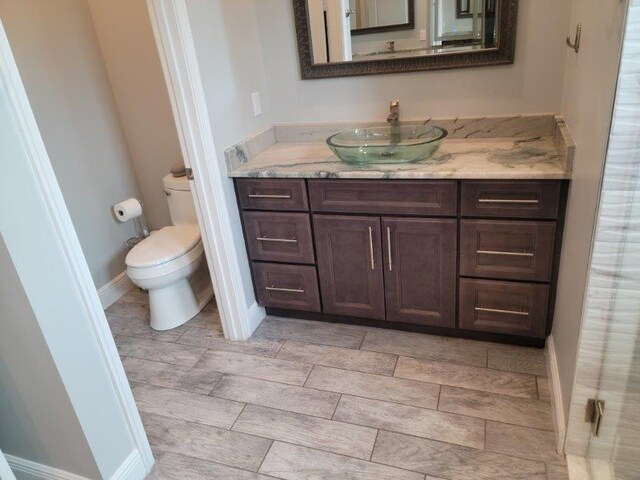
[125,174,212,331]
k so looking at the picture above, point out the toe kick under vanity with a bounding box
[227,115,575,347]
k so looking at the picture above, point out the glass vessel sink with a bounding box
[327,125,448,165]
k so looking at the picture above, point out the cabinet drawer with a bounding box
[236,179,308,211]
[461,181,561,219]
[309,180,457,216]
[459,279,548,338]
[252,263,321,312]
[460,220,556,282]
[243,212,314,264]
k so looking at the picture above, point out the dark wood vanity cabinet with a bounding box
[235,178,567,346]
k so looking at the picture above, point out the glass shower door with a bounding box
[565,2,640,478]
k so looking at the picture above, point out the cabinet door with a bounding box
[313,215,385,320]
[383,218,456,327]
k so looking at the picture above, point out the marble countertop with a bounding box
[226,136,570,180]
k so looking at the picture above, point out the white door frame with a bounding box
[1,0,264,473]
[0,19,153,477]
[146,0,265,341]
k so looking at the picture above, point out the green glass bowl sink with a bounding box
[327,125,448,165]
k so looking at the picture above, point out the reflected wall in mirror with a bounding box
[349,0,415,36]
[294,0,517,78]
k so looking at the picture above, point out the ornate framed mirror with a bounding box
[294,0,518,79]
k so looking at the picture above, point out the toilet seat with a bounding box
[126,226,203,281]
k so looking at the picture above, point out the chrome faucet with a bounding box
[387,100,400,126]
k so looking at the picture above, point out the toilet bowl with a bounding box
[124,173,213,331]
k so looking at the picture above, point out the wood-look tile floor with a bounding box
[106,290,569,480]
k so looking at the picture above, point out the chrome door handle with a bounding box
[266,286,304,293]
[475,307,529,316]
[368,226,375,270]
[387,227,393,271]
[478,199,539,204]
[477,250,534,257]
[256,237,298,243]
[248,193,291,199]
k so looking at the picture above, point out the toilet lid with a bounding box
[126,225,201,268]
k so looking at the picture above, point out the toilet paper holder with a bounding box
[113,197,150,248]
[126,211,150,249]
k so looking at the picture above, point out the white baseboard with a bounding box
[566,454,616,480]
[108,450,147,480]
[98,271,134,309]
[546,334,567,454]
[6,450,147,480]
[245,301,266,338]
[5,454,89,480]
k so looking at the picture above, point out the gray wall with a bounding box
[186,0,274,305]
[0,238,99,479]
[0,17,140,474]
[552,0,628,420]
[0,0,142,289]
[254,0,572,122]
[88,0,183,231]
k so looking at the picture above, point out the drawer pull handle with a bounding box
[477,250,534,257]
[266,286,304,293]
[387,227,393,271]
[248,193,292,199]
[257,237,298,243]
[368,226,375,270]
[478,199,539,205]
[475,307,529,316]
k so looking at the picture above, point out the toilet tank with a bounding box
[163,174,198,226]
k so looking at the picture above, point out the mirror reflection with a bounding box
[349,0,414,34]
[308,0,499,64]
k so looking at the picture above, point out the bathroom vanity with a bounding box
[227,115,574,347]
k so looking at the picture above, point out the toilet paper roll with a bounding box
[113,198,143,222]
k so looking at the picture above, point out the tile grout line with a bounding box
[254,440,276,475]
[260,438,431,477]
[272,339,286,358]
[483,420,487,450]
[371,428,551,467]
[228,403,248,432]
[273,339,288,359]
[303,364,315,387]
[391,354,400,376]
[357,330,368,350]
[207,374,226,396]
[131,377,240,401]
[173,325,192,344]
[330,393,343,420]
[368,429,380,462]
